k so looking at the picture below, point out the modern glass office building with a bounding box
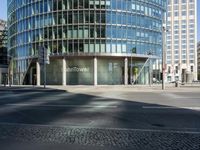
[0,19,8,85]
[8,0,166,85]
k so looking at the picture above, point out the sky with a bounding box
[0,0,7,21]
[0,0,200,41]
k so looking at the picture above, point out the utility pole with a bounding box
[162,26,166,90]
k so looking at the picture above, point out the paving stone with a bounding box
[0,124,199,150]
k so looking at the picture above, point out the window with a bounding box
[190,45,194,48]
[174,0,179,4]
[182,40,186,43]
[173,30,177,34]
[182,30,186,34]
[174,45,179,49]
[190,55,194,59]
[182,55,186,59]
[175,50,179,54]
[189,24,194,28]
[174,12,179,16]
[167,76,172,81]
[189,19,194,23]
[182,60,186,63]
[189,4,194,9]
[182,20,186,24]
[190,50,194,53]
[167,60,171,64]
[189,10,194,15]
[182,11,186,16]
[175,60,179,64]
[175,55,179,59]
[182,50,186,54]
[182,45,186,49]
[182,35,186,38]
[191,66,193,72]
[174,40,179,44]
[182,25,186,28]
[174,5,178,10]
[167,56,171,59]
[182,5,186,9]
[174,21,179,24]
[175,66,178,73]
[168,66,171,73]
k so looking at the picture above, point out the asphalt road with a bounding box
[0,86,200,150]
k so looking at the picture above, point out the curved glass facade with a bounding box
[8,0,166,85]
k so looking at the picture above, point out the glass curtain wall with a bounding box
[8,0,166,85]
[66,58,94,85]
[97,58,124,85]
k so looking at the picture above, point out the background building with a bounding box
[8,0,167,85]
[0,19,8,85]
[198,41,200,80]
[166,0,197,83]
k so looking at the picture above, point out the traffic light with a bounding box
[38,46,49,65]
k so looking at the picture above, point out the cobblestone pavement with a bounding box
[0,123,199,150]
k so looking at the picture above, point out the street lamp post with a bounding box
[19,66,21,85]
[131,52,133,85]
[162,26,166,90]
[148,52,152,87]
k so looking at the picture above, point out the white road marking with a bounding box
[6,103,118,108]
[142,106,200,110]
[0,122,199,134]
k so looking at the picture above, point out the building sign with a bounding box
[66,67,90,72]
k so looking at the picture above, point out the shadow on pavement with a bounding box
[0,86,199,150]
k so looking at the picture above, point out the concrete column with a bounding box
[62,58,66,86]
[124,57,128,85]
[94,57,97,86]
[36,61,40,86]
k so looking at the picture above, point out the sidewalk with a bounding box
[47,84,200,93]
[0,84,199,93]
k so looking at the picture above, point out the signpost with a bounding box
[38,46,49,88]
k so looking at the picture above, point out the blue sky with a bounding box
[0,0,7,20]
[0,0,200,41]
